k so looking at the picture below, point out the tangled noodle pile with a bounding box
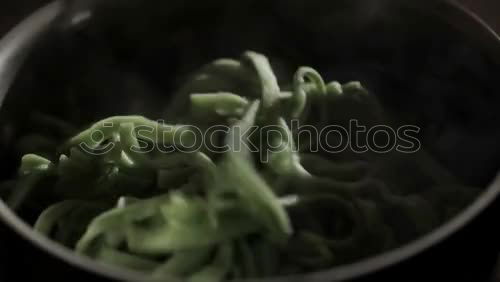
[2,51,479,281]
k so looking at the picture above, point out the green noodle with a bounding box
[1,51,479,281]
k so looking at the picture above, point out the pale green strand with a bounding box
[34,200,84,234]
[186,244,234,282]
[243,51,282,110]
[190,92,249,118]
[152,247,213,278]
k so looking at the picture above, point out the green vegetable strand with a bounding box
[1,50,480,281]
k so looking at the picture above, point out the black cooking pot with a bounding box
[1,0,500,281]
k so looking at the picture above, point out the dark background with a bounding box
[0,0,499,35]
